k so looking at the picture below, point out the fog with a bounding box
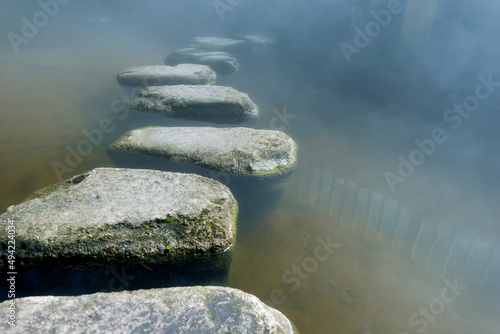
[1,0,499,333]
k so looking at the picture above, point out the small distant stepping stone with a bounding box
[116,64,216,87]
[108,126,297,187]
[241,35,274,49]
[126,85,259,124]
[164,48,239,75]
[0,168,237,269]
[188,36,249,53]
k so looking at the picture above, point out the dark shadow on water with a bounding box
[0,251,232,302]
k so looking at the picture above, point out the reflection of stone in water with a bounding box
[232,200,498,333]
[278,164,496,333]
[286,162,500,314]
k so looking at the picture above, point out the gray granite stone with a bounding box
[0,168,237,269]
[116,64,216,87]
[0,286,298,333]
[125,85,259,124]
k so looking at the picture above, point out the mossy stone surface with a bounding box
[0,168,237,269]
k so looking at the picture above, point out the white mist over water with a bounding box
[1,1,499,333]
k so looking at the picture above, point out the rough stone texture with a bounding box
[116,64,216,87]
[0,168,237,269]
[109,127,297,179]
[125,85,259,124]
[188,36,249,53]
[164,48,239,75]
[0,286,298,334]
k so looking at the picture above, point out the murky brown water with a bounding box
[1,4,499,333]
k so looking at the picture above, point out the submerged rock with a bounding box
[109,126,297,180]
[0,168,237,269]
[125,85,259,124]
[188,36,249,53]
[0,286,298,333]
[116,64,216,87]
[164,48,239,75]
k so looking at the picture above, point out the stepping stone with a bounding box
[125,85,259,124]
[164,48,239,75]
[188,36,249,53]
[0,168,237,270]
[0,286,298,333]
[108,127,297,194]
[116,64,216,87]
[241,34,274,49]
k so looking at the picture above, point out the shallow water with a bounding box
[1,1,499,333]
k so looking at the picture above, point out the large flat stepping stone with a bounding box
[116,64,216,87]
[125,85,259,124]
[188,36,249,53]
[164,48,239,75]
[0,286,298,333]
[0,168,237,269]
[108,127,297,199]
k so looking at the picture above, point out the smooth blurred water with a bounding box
[1,1,499,333]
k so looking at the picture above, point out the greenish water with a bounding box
[1,2,499,333]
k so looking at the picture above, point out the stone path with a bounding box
[0,34,298,332]
[0,168,237,268]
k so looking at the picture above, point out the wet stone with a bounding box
[108,126,297,181]
[241,34,274,49]
[164,48,240,75]
[188,36,249,53]
[116,64,216,87]
[0,168,237,270]
[125,85,259,124]
[0,286,298,334]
